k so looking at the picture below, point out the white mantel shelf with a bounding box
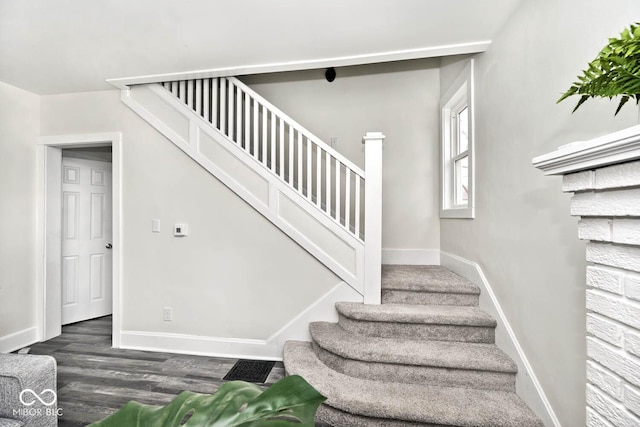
[532,124,640,175]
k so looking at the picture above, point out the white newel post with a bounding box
[533,125,640,427]
[363,132,385,305]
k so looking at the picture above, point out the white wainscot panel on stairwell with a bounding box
[277,191,359,282]
[198,129,270,206]
[129,86,190,145]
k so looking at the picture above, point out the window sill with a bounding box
[440,207,475,219]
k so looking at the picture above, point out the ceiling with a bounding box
[0,0,521,95]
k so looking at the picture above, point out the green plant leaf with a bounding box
[558,22,640,115]
[87,375,326,427]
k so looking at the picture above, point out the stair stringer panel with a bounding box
[122,84,364,295]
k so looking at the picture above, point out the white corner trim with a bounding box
[532,124,640,175]
[440,251,561,427]
[382,249,440,265]
[106,41,491,90]
[120,282,362,361]
[0,327,39,354]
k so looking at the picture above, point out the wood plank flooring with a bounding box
[26,316,286,427]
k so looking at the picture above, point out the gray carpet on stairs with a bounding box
[282,265,544,426]
[382,265,480,294]
[310,322,516,372]
[336,302,496,326]
[285,341,543,427]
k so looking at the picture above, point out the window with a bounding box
[440,60,474,218]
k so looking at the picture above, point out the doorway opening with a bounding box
[36,132,122,347]
[61,147,113,325]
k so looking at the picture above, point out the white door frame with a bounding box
[36,132,122,347]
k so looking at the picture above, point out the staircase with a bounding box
[284,265,543,426]
[120,76,543,424]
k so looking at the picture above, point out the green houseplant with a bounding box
[87,375,325,427]
[558,22,640,115]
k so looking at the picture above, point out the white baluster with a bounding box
[363,132,385,305]
[228,80,235,140]
[179,80,187,104]
[345,170,351,231]
[297,133,303,193]
[288,128,294,185]
[316,145,322,208]
[171,81,178,97]
[264,108,269,165]
[244,93,251,152]
[307,139,312,201]
[236,88,242,147]
[253,100,259,159]
[195,80,202,116]
[187,80,194,110]
[203,79,210,123]
[355,177,361,237]
[326,152,332,215]
[219,78,226,134]
[279,121,285,179]
[271,113,278,173]
[335,162,341,221]
[236,86,242,144]
[211,79,218,128]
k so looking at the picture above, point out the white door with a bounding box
[61,157,113,325]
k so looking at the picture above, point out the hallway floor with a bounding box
[26,316,286,426]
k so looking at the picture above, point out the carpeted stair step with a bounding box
[382,265,480,306]
[284,341,543,427]
[309,322,517,391]
[336,302,496,343]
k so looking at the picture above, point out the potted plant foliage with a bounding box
[88,375,325,427]
[558,22,640,115]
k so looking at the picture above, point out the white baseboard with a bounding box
[120,330,280,360]
[381,249,440,265]
[119,281,362,361]
[440,251,561,427]
[0,327,39,354]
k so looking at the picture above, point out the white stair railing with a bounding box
[139,78,384,303]
[161,78,366,241]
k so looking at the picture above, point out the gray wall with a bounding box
[40,90,341,340]
[440,1,640,425]
[0,81,39,344]
[241,59,442,253]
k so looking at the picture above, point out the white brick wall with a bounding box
[586,243,640,273]
[571,188,640,217]
[564,159,640,426]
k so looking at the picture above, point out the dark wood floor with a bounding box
[26,316,285,426]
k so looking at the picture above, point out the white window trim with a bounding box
[440,59,475,219]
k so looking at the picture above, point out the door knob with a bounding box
[106,243,112,249]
